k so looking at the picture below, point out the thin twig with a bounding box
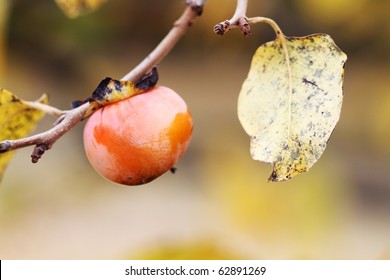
[122,2,203,82]
[0,103,89,159]
[229,0,248,23]
[0,0,205,162]
[213,0,250,36]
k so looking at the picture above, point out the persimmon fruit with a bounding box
[83,85,193,186]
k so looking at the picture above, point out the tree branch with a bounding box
[0,0,205,162]
[229,0,248,24]
[0,103,89,162]
[122,1,203,82]
[213,0,250,37]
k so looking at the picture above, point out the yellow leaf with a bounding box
[55,0,108,18]
[0,89,48,179]
[238,34,347,182]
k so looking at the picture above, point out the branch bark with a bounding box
[0,0,205,162]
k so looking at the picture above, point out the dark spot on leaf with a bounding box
[11,95,20,102]
[113,80,122,91]
[270,170,278,181]
[92,77,113,101]
[302,77,318,88]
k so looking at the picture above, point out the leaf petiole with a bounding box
[248,17,293,137]
[21,95,64,118]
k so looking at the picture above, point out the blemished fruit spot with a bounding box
[83,85,193,186]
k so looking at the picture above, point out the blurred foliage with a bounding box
[55,0,108,18]
[0,90,48,179]
[293,0,390,59]
[130,240,241,260]
[0,0,10,83]
[0,0,389,260]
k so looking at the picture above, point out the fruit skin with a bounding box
[83,85,193,186]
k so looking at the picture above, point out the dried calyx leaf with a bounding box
[72,67,159,119]
[238,21,347,182]
[0,89,48,179]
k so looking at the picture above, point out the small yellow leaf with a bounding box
[238,34,347,182]
[55,0,108,18]
[0,89,48,179]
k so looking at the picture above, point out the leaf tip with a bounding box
[267,168,292,183]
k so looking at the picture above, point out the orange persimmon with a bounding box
[83,85,193,186]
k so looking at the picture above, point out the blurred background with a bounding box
[0,0,390,259]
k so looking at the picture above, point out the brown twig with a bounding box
[122,1,203,82]
[213,0,251,37]
[0,0,205,162]
[0,103,88,160]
